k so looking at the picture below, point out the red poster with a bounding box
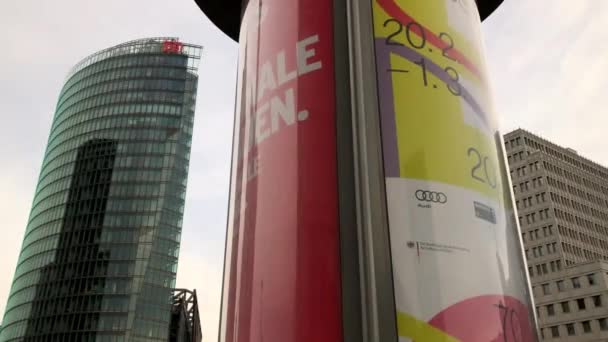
[220,1,342,342]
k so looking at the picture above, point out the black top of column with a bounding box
[195,0,503,41]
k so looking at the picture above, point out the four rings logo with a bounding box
[415,190,447,204]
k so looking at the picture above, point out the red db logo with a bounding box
[162,41,183,54]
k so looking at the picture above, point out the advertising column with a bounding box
[219,1,342,342]
[371,0,538,340]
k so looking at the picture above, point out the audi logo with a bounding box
[415,190,447,203]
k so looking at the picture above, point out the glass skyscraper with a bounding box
[0,37,201,342]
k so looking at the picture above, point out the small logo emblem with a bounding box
[474,201,497,224]
[162,40,183,54]
[415,190,447,203]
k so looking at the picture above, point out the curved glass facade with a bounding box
[0,37,201,342]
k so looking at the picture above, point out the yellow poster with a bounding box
[372,0,538,340]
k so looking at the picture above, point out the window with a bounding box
[578,298,586,310]
[557,280,565,292]
[582,320,591,333]
[600,318,608,331]
[593,295,602,307]
[561,301,570,313]
[546,304,554,316]
[551,326,559,338]
[587,273,596,286]
[566,323,575,336]
[572,277,581,288]
[542,283,550,295]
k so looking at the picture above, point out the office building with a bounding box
[0,37,201,341]
[505,129,608,341]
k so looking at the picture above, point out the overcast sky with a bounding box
[0,0,606,340]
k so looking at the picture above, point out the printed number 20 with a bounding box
[468,148,497,188]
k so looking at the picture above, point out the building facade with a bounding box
[0,38,201,342]
[505,129,608,341]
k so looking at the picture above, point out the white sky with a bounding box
[0,0,607,340]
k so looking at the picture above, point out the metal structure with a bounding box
[196,0,540,341]
[169,289,202,342]
[0,38,201,342]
